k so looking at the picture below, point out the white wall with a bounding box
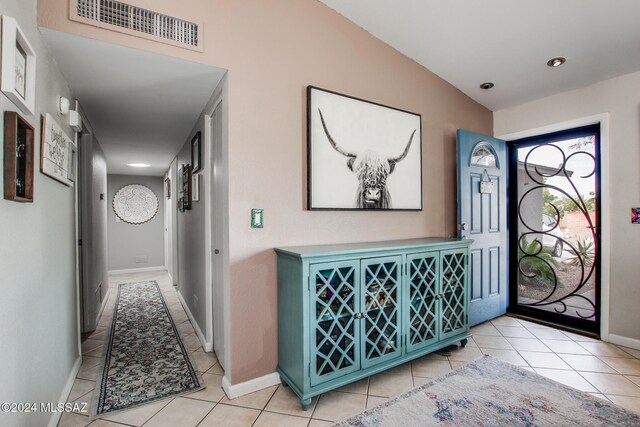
[0,1,79,426]
[174,77,229,358]
[176,116,209,345]
[107,174,165,271]
[494,70,640,343]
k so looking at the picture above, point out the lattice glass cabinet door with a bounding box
[440,249,468,340]
[406,252,440,352]
[309,261,361,386]
[360,256,402,369]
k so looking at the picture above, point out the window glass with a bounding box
[471,143,497,168]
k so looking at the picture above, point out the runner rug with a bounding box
[334,355,640,427]
[91,281,203,417]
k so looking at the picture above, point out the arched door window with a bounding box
[470,142,498,168]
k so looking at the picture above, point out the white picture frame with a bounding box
[1,16,37,115]
[192,173,200,202]
[41,113,75,186]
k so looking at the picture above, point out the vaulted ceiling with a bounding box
[318,0,640,110]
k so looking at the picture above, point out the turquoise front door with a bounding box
[456,130,507,326]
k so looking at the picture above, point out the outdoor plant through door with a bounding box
[508,125,600,334]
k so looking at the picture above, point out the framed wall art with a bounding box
[113,184,159,224]
[1,16,37,115]
[191,131,202,173]
[164,177,171,199]
[41,113,75,186]
[67,144,77,183]
[307,86,422,210]
[181,163,192,211]
[192,173,200,202]
[4,111,35,202]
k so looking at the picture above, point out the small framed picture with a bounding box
[67,143,77,183]
[191,131,202,173]
[192,174,200,202]
[41,114,75,186]
[164,177,171,199]
[181,163,192,211]
[1,16,37,115]
[632,208,640,224]
[3,111,35,202]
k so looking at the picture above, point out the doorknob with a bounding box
[214,249,220,254]
[458,223,468,239]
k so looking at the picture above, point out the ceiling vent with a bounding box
[75,0,200,50]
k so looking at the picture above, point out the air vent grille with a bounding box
[76,0,199,47]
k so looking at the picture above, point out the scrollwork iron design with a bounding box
[517,143,597,320]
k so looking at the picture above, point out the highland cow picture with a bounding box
[307,86,422,210]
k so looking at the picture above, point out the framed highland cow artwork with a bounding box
[307,86,422,210]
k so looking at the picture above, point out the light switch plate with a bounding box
[251,209,264,228]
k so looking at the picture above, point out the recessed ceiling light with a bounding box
[127,163,151,168]
[547,57,566,67]
[480,82,494,90]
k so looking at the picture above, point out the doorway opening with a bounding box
[508,124,601,335]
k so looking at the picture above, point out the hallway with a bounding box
[59,271,222,426]
[58,273,640,426]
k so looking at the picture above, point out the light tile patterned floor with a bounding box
[59,272,640,426]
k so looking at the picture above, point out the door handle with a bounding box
[458,223,468,239]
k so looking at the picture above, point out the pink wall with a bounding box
[39,0,492,383]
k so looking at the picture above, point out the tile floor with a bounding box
[59,272,640,426]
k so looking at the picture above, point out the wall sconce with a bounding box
[58,96,71,115]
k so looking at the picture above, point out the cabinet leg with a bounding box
[460,338,468,348]
[301,398,312,411]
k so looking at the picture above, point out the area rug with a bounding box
[91,281,203,417]
[333,356,639,426]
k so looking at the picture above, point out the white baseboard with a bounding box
[47,355,82,427]
[222,372,281,400]
[108,266,167,275]
[608,334,640,351]
[177,290,213,352]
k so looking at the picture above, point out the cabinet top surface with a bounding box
[274,237,472,258]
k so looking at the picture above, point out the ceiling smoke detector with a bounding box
[480,82,494,90]
[547,57,566,67]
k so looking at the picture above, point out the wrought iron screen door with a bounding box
[508,125,601,334]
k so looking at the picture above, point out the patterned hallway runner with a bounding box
[92,281,203,416]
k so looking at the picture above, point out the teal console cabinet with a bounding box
[275,238,472,410]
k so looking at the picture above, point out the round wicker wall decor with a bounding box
[113,184,159,224]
